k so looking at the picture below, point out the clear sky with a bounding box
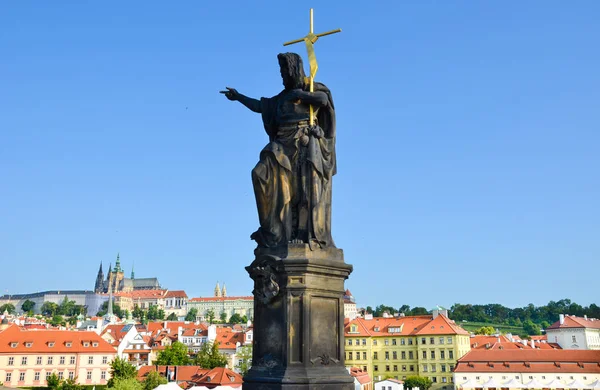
[1,1,599,311]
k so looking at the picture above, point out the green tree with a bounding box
[142,371,167,390]
[236,345,253,376]
[185,308,198,322]
[47,373,61,390]
[97,301,124,318]
[132,305,144,320]
[207,309,216,324]
[166,312,178,321]
[404,375,433,390]
[410,307,429,316]
[110,377,143,390]
[156,341,191,366]
[540,320,550,330]
[108,357,137,387]
[229,313,243,324]
[50,315,66,327]
[21,299,35,313]
[523,320,541,336]
[220,312,227,323]
[0,303,16,314]
[41,302,59,316]
[475,326,496,335]
[194,342,228,369]
[61,378,83,390]
[58,297,76,316]
[147,305,164,321]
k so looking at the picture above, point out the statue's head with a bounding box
[278,52,306,90]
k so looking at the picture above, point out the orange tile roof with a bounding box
[165,290,188,298]
[215,327,244,350]
[113,289,167,299]
[455,349,600,374]
[0,324,116,353]
[345,315,468,337]
[191,366,243,386]
[414,314,470,335]
[188,296,253,302]
[137,365,209,382]
[547,315,600,330]
[100,324,131,342]
[470,335,561,351]
[349,367,371,385]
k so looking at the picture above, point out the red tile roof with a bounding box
[349,367,371,385]
[547,315,600,330]
[0,324,116,353]
[415,314,470,335]
[455,349,600,373]
[138,365,209,382]
[190,366,243,387]
[165,290,188,298]
[113,289,167,299]
[215,327,244,350]
[345,314,469,337]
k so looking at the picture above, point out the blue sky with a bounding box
[1,1,598,311]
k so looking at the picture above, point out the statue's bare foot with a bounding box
[290,238,303,244]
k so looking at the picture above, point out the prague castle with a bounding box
[94,253,161,294]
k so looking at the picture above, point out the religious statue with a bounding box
[221,52,336,249]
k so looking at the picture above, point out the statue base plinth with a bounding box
[243,244,353,390]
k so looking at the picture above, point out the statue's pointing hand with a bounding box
[220,87,240,101]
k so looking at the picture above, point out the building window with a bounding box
[440,351,445,359]
[70,356,76,365]
[408,338,413,345]
[422,351,427,359]
[363,366,367,372]
[431,351,435,359]
[373,340,378,346]
[374,365,379,372]
[60,356,65,365]
[8,357,14,366]
[386,365,390,372]
[34,372,40,381]
[374,352,378,360]
[442,377,447,383]
[101,371,107,380]
[36,356,42,365]
[22,357,28,365]
[423,365,428,372]
[410,365,414,372]
[362,339,367,346]
[402,365,407,372]
[440,337,445,344]
[409,351,414,359]
[401,351,406,359]
[347,339,352,346]
[432,377,437,383]
[392,339,397,345]
[88,356,94,365]
[441,364,447,372]
[348,352,352,360]
[385,339,389,346]
[363,352,367,360]
[5,373,11,382]
[355,339,360,346]
[87,371,92,380]
[431,365,437,372]
[19,373,25,382]
[421,338,426,345]
[58,372,64,380]
[385,351,389,360]
[393,351,398,360]
[69,372,74,380]
[450,364,455,371]
[401,338,406,345]
[572,335,577,343]
[449,351,454,359]
[430,337,435,344]
[447,337,452,344]
[393,365,398,372]
[48,357,53,365]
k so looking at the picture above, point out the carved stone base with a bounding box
[244,244,354,390]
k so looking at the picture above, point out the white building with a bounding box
[546,314,600,350]
[344,289,358,320]
[454,349,600,389]
[375,378,404,390]
[187,296,253,322]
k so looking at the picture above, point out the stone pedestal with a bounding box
[243,244,353,390]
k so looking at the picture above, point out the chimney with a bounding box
[364,313,373,320]
[530,340,535,349]
[584,315,588,320]
[559,314,565,325]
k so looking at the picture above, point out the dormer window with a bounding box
[83,342,90,347]
[10,342,18,348]
[65,342,72,347]
[25,342,33,348]
[374,327,380,332]
[92,342,98,347]
[48,342,55,347]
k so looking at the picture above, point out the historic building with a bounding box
[94,254,161,294]
[0,291,106,317]
[187,283,253,322]
[344,309,471,388]
[344,289,358,320]
[453,349,600,389]
[0,324,116,387]
[546,314,600,350]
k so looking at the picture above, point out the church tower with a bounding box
[214,282,222,297]
[222,283,227,297]
[94,262,104,293]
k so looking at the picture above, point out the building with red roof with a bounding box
[546,314,600,350]
[0,324,116,387]
[454,349,600,389]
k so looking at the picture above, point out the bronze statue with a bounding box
[221,53,336,249]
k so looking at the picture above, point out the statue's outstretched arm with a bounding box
[220,87,261,113]
[293,90,328,107]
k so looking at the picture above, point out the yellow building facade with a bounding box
[345,313,471,389]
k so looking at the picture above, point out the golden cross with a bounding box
[283,8,341,125]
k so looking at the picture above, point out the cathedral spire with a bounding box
[214,282,222,297]
[94,261,105,293]
[222,283,227,297]
[131,262,135,279]
[114,253,122,273]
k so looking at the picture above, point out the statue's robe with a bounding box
[251,82,336,248]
